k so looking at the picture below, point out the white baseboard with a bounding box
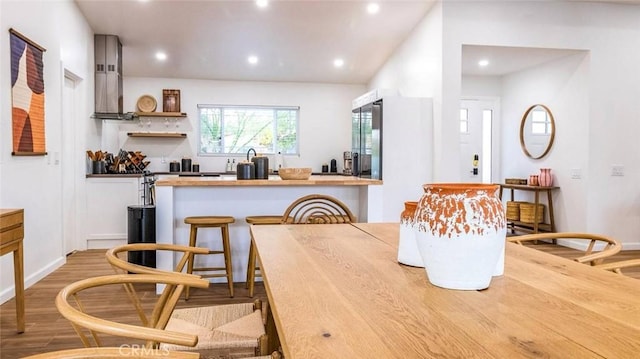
[557,239,640,251]
[0,256,66,304]
[87,238,127,249]
[620,242,640,250]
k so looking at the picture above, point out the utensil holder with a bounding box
[92,161,106,174]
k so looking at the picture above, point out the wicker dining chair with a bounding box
[281,194,356,224]
[596,258,640,275]
[105,243,273,357]
[508,232,622,266]
[56,273,208,349]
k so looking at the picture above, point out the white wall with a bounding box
[0,0,94,303]
[370,0,640,248]
[107,78,365,174]
[368,1,445,181]
[462,76,501,98]
[500,53,590,233]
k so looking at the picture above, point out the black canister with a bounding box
[181,158,192,172]
[236,161,255,180]
[251,155,270,179]
[192,163,200,172]
[169,161,180,172]
[322,163,329,173]
[330,159,337,173]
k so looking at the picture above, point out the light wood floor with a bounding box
[1,246,638,358]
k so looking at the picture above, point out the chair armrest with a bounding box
[106,243,210,275]
[596,259,640,272]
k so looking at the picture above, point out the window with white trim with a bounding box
[198,105,299,155]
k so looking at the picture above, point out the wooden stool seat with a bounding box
[184,215,236,298]
[245,216,282,297]
[185,216,235,225]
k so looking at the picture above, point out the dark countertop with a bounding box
[87,171,353,178]
[86,171,224,178]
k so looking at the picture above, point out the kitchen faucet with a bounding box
[246,147,257,161]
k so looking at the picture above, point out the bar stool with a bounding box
[184,215,235,298]
[245,215,282,297]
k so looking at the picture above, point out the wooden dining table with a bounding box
[250,222,640,358]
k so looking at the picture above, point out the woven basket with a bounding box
[505,178,527,185]
[519,202,545,224]
[506,201,526,221]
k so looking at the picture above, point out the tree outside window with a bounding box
[199,105,299,155]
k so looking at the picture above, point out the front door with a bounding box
[459,99,498,183]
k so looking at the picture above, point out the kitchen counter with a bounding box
[155,175,382,187]
[154,174,384,293]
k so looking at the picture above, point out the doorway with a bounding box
[62,72,81,255]
[459,98,499,183]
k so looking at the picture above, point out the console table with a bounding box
[0,208,25,333]
[499,184,559,235]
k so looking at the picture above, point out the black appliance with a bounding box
[127,204,156,268]
[352,99,382,179]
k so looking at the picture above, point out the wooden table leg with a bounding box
[264,300,281,355]
[547,190,557,244]
[533,190,540,234]
[13,242,25,333]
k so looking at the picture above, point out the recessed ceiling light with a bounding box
[155,52,167,61]
[478,59,489,67]
[256,0,268,8]
[367,3,380,14]
[248,55,259,65]
[333,58,345,68]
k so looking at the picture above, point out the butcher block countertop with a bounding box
[155,175,382,187]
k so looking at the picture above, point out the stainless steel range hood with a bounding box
[93,34,133,120]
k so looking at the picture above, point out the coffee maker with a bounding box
[343,151,353,175]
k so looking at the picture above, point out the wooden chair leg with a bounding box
[221,224,234,297]
[185,225,198,300]
[246,238,253,288]
[247,240,256,297]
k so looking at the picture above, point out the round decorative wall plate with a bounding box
[136,95,157,112]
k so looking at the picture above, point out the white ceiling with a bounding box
[75,0,630,84]
[74,0,435,84]
[462,45,587,77]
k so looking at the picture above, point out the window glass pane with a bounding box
[199,105,298,155]
[276,109,298,154]
[482,110,492,184]
[460,108,468,133]
[200,108,222,153]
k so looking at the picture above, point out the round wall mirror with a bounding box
[519,104,555,159]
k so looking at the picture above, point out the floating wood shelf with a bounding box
[134,112,187,117]
[127,132,187,138]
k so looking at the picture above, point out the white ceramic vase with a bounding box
[414,183,506,290]
[398,201,423,267]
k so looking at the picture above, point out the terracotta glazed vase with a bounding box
[539,168,553,187]
[529,175,539,186]
[414,183,506,290]
[398,201,423,267]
